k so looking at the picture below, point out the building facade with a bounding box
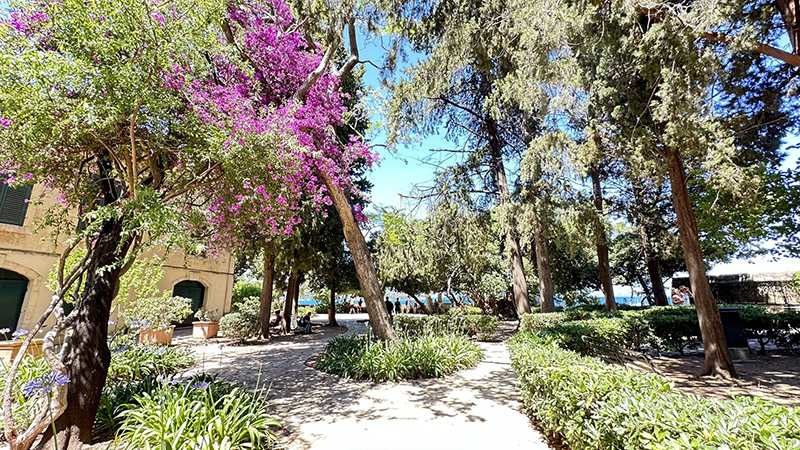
[0,182,235,336]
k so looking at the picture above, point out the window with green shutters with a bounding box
[0,177,32,226]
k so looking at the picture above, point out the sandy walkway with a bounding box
[182,317,551,450]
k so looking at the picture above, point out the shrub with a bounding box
[122,295,193,330]
[314,302,330,314]
[519,312,572,333]
[509,332,800,450]
[740,306,800,352]
[394,313,498,341]
[298,305,316,318]
[317,333,483,382]
[117,377,280,450]
[220,296,261,341]
[107,343,195,382]
[231,281,261,311]
[631,307,702,354]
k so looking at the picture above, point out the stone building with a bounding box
[0,182,234,336]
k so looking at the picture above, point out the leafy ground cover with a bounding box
[316,333,483,382]
[508,332,800,450]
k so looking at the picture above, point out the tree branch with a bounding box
[335,18,359,79]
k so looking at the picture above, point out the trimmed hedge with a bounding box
[394,312,498,341]
[520,306,800,355]
[509,332,800,450]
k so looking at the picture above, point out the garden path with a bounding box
[181,315,552,450]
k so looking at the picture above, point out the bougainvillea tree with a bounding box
[0,0,389,447]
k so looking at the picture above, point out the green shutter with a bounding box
[0,181,32,226]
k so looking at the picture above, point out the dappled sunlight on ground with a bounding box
[650,353,800,407]
[180,318,551,450]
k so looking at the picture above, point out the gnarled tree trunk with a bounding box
[328,277,337,326]
[38,218,130,450]
[259,252,275,338]
[316,169,395,340]
[283,270,297,330]
[665,146,736,378]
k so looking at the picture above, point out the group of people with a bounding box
[268,311,313,334]
[384,297,417,315]
[671,285,694,306]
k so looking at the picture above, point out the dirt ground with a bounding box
[648,352,800,407]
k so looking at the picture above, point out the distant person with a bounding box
[348,300,356,314]
[671,288,684,306]
[358,299,364,313]
[395,298,401,314]
[405,299,412,314]
[385,296,394,316]
[680,286,694,305]
[269,311,282,328]
[298,312,313,334]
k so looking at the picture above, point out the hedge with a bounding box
[393,312,498,341]
[508,332,800,450]
[520,306,800,355]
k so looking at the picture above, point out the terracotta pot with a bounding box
[139,326,175,345]
[193,321,219,339]
[0,339,44,362]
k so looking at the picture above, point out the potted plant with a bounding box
[122,294,193,345]
[192,308,220,339]
[0,328,43,362]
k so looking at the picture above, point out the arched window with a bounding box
[0,269,28,338]
[173,280,205,327]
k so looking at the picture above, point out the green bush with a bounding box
[740,306,800,352]
[117,377,280,450]
[107,343,195,382]
[231,281,261,311]
[220,312,260,342]
[519,312,572,333]
[509,332,800,450]
[314,302,330,314]
[394,313,498,341]
[317,333,483,382]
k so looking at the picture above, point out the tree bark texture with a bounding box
[641,229,669,306]
[665,146,737,378]
[328,278,338,326]
[590,166,617,311]
[532,208,555,313]
[486,117,531,317]
[291,273,300,322]
[259,252,275,338]
[40,218,130,450]
[283,270,297,330]
[316,169,395,340]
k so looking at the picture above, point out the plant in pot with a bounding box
[0,328,44,362]
[192,308,220,339]
[122,294,193,345]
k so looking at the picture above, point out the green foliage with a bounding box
[317,333,483,382]
[393,313,498,341]
[117,378,280,450]
[314,302,330,314]
[636,307,702,355]
[740,306,800,353]
[121,295,193,331]
[219,312,260,342]
[508,332,800,450]
[94,374,161,440]
[194,308,220,322]
[231,281,262,312]
[0,355,49,431]
[106,343,195,383]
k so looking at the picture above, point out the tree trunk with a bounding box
[486,117,531,316]
[533,208,555,313]
[590,166,617,311]
[328,278,338,326]
[39,218,130,450]
[665,146,736,378]
[315,169,395,340]
[408,293,431,315]
[641,230,669,306]
[291,273,300,321]
[259,252,276,338]
[283,270,297,330]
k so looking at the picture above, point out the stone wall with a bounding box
[672,272,800,306]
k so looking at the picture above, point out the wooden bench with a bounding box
[581,335,660,375]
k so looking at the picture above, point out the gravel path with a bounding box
[182,316,551,450]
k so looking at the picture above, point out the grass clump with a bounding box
[116,375,280,450]
[317,333,483,382]
[107,342,195,382]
